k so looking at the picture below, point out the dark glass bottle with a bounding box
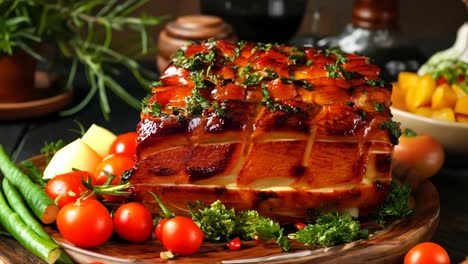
[317,0,426,81]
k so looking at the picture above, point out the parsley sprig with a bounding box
[373,181,414,225]
[188,200,290,251]
[288,211,368,247]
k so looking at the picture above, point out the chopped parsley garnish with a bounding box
[242,72,264,86]
[324,63,341,79]
[366,78,386,87]
[425,59,468,90]
[403,128,417,137]
[288,211,368,247]
[345,101,355,107]
[172,49,216,71]
[294,80,313,90]
[263,68,278,79]
[280,77,293,84]
[253,42,274,53]
[324,47,349,65]
[239,63,252,76]
[379,120,402,145]
[142,101,163,117]
[288,51,306,65]
[322,48,359,80]
[261,83,275,111]
[373,181,414,225]
[356,109,367,120]
[373,101,385,112]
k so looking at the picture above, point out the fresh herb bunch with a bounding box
[373,181,414,225]
[0,0,166,119]
[188,200,290,251]
[288,211,368,247]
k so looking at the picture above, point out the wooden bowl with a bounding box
[156,15,237,72]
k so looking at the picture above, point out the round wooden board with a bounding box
[35,156,440,263]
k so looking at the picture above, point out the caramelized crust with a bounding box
[130,40,399,222]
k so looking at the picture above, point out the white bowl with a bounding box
[391,107,468,156]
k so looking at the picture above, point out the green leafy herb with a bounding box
[366,78,386,87]
[142,102,163,117]
[373,181,414,224]
[172,49,216,71]
[373,101,385,112]
[253,42,274,52]
[288,51,306,65]
[40,140,64,163]
[403,128,417,137]
[295,80,313,90]
[189,200,237,241]
[324,63,341,79]
[379,120,402,145]
[188,200,290,251]
[151,81,164,87]
[237,210,290,251]
[288,211,368,247]
[0,1,166,119]
[422,59,468,92]
[243,72,264,86]
[324,48,349,65]
[19,161,46,187]
[263,68,278,79]
[356,109,367,120]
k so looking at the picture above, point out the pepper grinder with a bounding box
[156,15,237,73]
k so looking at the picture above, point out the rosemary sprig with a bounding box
[0,0,167,119]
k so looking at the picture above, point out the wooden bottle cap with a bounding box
[157,15,236,72]
[352,0,399,30]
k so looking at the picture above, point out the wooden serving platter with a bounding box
[5,156,440,264]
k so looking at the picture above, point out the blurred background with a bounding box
[139,0,466,58]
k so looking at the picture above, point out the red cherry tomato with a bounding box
[56,199,113,248]
[404,242,450,264]
[95,153,135,185]
[45,171,95,208]
[155,218,168,242]
[227,237,241,250]
[294,222,306,230]
[113,202,153,243]
[109,132,138,157]
[161,216,204,255]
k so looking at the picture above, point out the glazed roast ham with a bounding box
[129,40,400,223]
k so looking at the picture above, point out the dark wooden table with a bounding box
[0,65,467,264]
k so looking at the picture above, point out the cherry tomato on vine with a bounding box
[56,199,113,248]
[109,132,138,157]
[113,202,153,243]
[392,129,445,189]
[160,216,204,255]
[45,171,95,208]
[404,242,450,264]
[95,153,135,185]
[155,218,168,242]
